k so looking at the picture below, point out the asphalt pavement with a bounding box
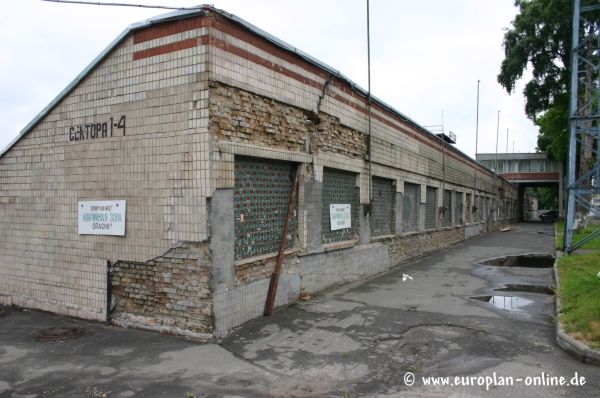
[2,221,600,397]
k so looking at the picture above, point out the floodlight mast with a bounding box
[565,0,600,253]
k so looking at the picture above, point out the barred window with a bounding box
[425,187,437,229]
[454,192,463,225]
[465,193,472,223]
[234,156,297,261]
[403,183,420,233]
[371,177,395,237]
[442,190,452,227]
[322,168,360,244]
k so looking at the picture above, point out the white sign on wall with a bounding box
[330,204,351,231]
[78,200,126,236]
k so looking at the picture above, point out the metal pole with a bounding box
[367,0,372,205]
[474,80,480,195]
[494,110,500,215]
[442,110,446,194]
[442,111,446,226]
[495,111,500,173]
[506,128,509,174]
[565,0,581,253]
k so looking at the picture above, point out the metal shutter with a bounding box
[234,156,296,261]
[371,177,395,236]
[425,187,437,229]
[442,190,452,227]
[322,168,359,244]
[454,192,463,225]
[403,183,419,233]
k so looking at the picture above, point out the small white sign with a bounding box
[78,200,126,236]
[330,204,351,231]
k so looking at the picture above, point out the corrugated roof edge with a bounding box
[0,4,500,182]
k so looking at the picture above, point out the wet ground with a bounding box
[2,221,600,397]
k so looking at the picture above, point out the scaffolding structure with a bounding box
[565,0,600,253]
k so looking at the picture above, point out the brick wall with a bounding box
[384,226,465,266]
[209,82,308,152]
[234,251,298,287]
[110,241,213,338]
[0,8,520,338]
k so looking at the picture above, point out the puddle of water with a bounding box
[495,284,555,295]
[481,255,554,268]
[471,295,534,312]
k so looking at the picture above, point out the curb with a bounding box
[553,256,600,366]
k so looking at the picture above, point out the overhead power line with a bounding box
[41,0,211,11]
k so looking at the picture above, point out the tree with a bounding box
[535,92,569,162]
[498,0,598,201]
[498,0,572,121]
[525,186,560,210]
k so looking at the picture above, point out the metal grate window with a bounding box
[442,190,452,227]
[234,156,297,261]
[371,177,395,236]
[403,183,420,233]
[465,193,472,223]
[322,168,359,244]
[425,187,437,229]
[484,197,489,220]
[454,192,463,225]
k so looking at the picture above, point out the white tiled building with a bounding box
[0,6,517,337]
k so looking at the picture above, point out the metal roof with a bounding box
[0,4,485,173]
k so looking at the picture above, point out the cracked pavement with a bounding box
[2,222,600,397]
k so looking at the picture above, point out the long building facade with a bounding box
[0,6,518,337]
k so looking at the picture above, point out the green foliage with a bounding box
[535,93,569,162]
[556,221,600,250]
[557,252,600,349]
[498,0,572,120]
[525,186,559,210]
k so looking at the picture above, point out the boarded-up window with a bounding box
[234,156,296,261]
[403,183,420,233]
[322,168,359,244]
[455,192,463,225]
[425,187,437,229]
[371,177,395,237]
[442,190,452,227]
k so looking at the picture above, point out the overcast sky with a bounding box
[0,0,540,159]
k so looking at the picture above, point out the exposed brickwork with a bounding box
[311,113,367,159]
[110,242,213,336]
[383,226,465,266]
[234,252,298,287]
[209,83,308,152]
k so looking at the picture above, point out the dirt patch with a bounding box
[0,305,9,316]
